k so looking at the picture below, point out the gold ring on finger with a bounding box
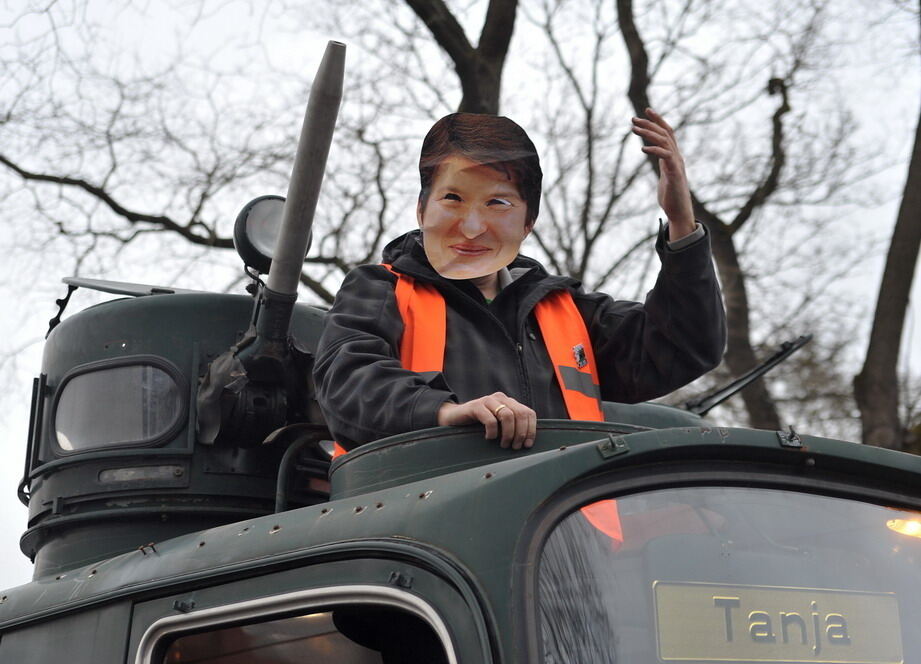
[493,404,509,417]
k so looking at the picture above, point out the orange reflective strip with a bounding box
[533,290,604,421]
[382,264,446,374]
[580,499,623,549]
[335,266,447,460]
[535,291,617,543]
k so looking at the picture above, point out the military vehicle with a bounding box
[2,41,920,663]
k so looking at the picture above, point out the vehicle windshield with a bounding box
[538,487,920,663]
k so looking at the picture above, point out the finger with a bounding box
[644,150,687,179]
[483,398,512,447]
[524,409,537,449]
[641,145,674,160]
[632,119,671,144]
[631,116,668,131]
[632,127,676,154]
[475,403,500,440]
[504,400,533,450]
[496,404,517,448]
[631,118,670,138]
[645,107,675,134]
[512,407,531,450]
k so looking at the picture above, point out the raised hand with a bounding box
[631,108,696,241]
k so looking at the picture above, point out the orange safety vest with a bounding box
[332,265,622,547]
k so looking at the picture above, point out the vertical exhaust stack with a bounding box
[251,40,346,352]
[220,39,345,446]
[268,40,346,298]
[198,40,346,448]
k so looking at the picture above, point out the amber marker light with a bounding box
[887,518,921,538]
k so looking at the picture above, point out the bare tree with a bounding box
[0,2,429,304]
[0,0,911,440]
[610,0,876,430]
[854,2,921,449]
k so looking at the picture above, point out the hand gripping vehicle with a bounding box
[2,42,920,664]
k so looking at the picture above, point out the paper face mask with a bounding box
[418,155,531,280]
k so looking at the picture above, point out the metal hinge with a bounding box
[597,434,629,459]
[777,426,803,448]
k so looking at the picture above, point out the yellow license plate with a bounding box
[653,581,902,663]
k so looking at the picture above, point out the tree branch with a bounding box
[728,78,791,234]
[0,153,232,248]
[404,0,475,68]
[299,270,335,304]
[478,0,518,60]
[406,0,517,113]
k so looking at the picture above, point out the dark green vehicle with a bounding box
[2,42,920,664]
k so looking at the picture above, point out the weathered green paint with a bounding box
[4,420,921,661]
[24,292,326,577]
[0,600,131,663]
[8,280,921,663]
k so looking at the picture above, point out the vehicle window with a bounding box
[162,606,448,664]
[538,487,919,663]
[55,363,182,451]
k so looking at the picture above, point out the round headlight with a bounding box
[234,195,309,273]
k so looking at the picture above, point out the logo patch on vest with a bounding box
[572,344,588,369]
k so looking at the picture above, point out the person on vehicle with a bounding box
[314,110,725,451]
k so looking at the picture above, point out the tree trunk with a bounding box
[699,209,783,430]
[405,0,517,114]
[617,0,783,429]
[854,101,921,449]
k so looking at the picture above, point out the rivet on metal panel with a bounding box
[269,524,282,534]
[354,506,364,514]
[419,491,432,500]
[0,595,6,603]
[597,434,629,459]
[320,508,331,515]
[777,426,803,448]
[388,572,413,589]
[173,599,195,613]
[483,472,493,479]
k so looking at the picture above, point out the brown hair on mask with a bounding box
[418,113,542,226]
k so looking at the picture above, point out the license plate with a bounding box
[653,581,902,663]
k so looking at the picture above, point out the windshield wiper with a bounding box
[685,335,812,416]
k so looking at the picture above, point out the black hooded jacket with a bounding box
[314,227,725,449]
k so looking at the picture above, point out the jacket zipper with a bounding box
[450,288,534,406]
[398,264,567,408]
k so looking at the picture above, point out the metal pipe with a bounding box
[275,434,325,513]
[266,40,346,296]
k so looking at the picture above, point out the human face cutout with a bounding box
[418,155,532,280]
